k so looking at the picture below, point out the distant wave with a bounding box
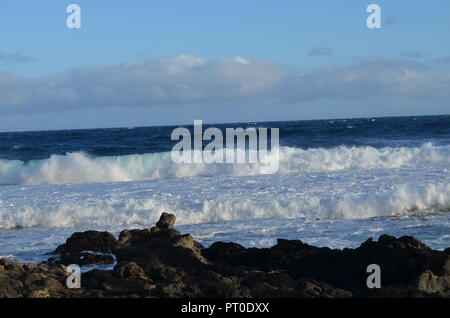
[0,142,449,185]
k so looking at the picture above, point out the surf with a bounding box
[0,142,449,186]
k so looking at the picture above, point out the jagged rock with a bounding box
[115,214,208,276]
[114,262,148,280]
[296,278,352,298]
[24,272,64,291]
[50,230,118,266]
[0,275,23,298]
[46,252,115,266]
[240,271,350,298]
[0,259,26,275]
[118,228,154,245]
[82,269,152,297]
[2,213,450,298]
[142,260,186,282]
[283,235,449,291]
[203,242,270,270]
[0,259,71,298]
[81,269,117,290]
[202,234,450,294]
[415,270,450,296]
[53,230,118,255]
[203,239,322,272]
[155,282,186,298]
[28,289,53,298]
[184,270,250,298]
[377,235,430,250]
[155,212,176,230]
[202,242,247,262]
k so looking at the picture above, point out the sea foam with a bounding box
[1,166,449,229]
[0,142,448,185]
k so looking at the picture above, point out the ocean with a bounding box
[1,115,450,263]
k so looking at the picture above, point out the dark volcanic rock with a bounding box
[113,262,148,281]
[53,230,118,255]
[414,270,450,297]
[2,212,450,298]
[377,234,430,250]
[240,271,351,298]
[115,213,208,274]
[282,235,450,291]
[202,235,450,296]
[203,238,323,272]
[50,230,118,266]
[0,259,75,298]
[0,275,23,298]
[47,252,115,267]
[155,212,176,230]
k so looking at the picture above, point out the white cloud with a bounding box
[0,54,449,115]
[281,57,437,101]
[233,56,251,65]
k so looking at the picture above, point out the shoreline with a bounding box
[1,212,450,298]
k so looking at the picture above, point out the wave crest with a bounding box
[0,142,449,185]
[0,180,449,229]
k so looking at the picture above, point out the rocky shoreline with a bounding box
[1,212,450,298]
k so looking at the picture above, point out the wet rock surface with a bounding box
[1,213,450,298]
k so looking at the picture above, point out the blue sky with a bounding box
[0,0,449,131]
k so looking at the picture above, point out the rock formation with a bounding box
[1,212,450,298]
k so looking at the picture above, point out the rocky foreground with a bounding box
[1,212,450,298]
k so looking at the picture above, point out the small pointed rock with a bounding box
[156,212,176,230]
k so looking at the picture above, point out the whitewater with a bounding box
[0,116,450,262]
[1,142,449,185]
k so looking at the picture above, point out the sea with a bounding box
[1,115,450,263]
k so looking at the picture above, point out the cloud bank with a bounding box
[0,54,449,115]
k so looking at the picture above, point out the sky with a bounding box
[0,0,449,131]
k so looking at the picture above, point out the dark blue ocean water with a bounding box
[1,115,450,162]
[1,115,450,262]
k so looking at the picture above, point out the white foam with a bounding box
[1,166,449,229]
[0,142,449,185]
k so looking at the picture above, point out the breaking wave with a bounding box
[0,142,449,185]
[0,179,449,229]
